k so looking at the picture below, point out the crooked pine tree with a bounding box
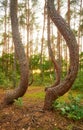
[44,0,79,110]
[2,0,29,105]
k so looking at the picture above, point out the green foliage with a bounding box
[66,124,73,130]
[0,70,12,89]
[29,54,54,86]
[72,71,83,91]
[42,59,53,71]
[29,54,41,70]
[0,53,83,91]
[33,71,55,86]
[0,71,6,84]
[53,93,83,120]
[0,53,20,88]
[79,52,83,71]
[70,0,79,5]
[29,54,53,71]
[14,97,23,107]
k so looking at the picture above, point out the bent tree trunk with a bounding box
[44,0,79,110]
[47,4,60,88]
[3,0,29,105]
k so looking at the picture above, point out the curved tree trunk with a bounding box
[2,0,29,105]
[47,2,60,88]
[44,0,79,110]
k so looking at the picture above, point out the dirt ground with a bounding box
[0,87,83,130]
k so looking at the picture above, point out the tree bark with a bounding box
[2,0,29,105]
[57,0,61,74]
[47,7,60,88]
[44,0,79,110]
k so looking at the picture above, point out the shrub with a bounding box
[14,97,23,107]
[72,71,83,91]
[53,93,83,120]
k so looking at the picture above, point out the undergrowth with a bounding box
[53,93,83,120]
[14,97,23,107]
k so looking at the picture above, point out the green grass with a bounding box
[58,90,83,102]
[23,86,83,104]
[24,86,45,100]
[25,91,45,100]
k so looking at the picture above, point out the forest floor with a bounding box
[0,87,83,130]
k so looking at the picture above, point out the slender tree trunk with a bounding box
[57,0,61,72]
[78,0,82,54]
[25,0,30,59]
[12,52,17,88]
[2,0,29,105]
[68,0,70,26]
[44,0,79,110]
[65,0,70,71]
[40,2,46,81]
[78,0,83,71]
[2,1,7,73]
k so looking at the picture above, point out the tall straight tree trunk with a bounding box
[68,0,70,26]
[2,0,29,105]
[57,0,61,72]
[40,2,46,81]
[80,0,83,54]
[65,0,70,71]
[25,0,30,59]
[44,0,79,110]
[78,0,82,54]
[27,0,30,58]
[2,0,8,73]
